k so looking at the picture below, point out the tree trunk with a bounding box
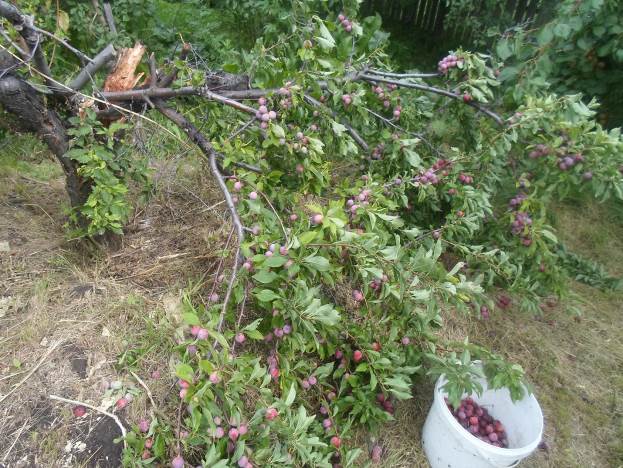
[0,68,90,208]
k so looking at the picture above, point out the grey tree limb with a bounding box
[102,2,117,34]
[0,0,56,90]
[360,73,504,126]
[68,44,116,91]
[154,99,244,334]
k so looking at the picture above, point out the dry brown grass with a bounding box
[0,137,230,466]
[359,198,623,468]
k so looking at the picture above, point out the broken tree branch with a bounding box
[101,85,258,115]
[154,99,244,336]
[68,43,116,91]
[360,73,504,126]
[366,69,440,79]
[0,0,55,90]
[102,1,117,34]
[304,94,369,152]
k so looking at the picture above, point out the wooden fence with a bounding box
[361,0,551,43]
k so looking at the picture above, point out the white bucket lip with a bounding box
[434,376,544,456]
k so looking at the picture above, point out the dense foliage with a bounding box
[3,0,623,466]
[494,0,623,126]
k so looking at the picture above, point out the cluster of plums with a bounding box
[447,397,510,448]
[509,192,527,209]
[558,153,583,171]
[277,84,293,109]
[337,13,353,32]
[371,84,397,109]
[458,173,474,184]
[376,392,395,415]
[511,211,533,246]
[255,97,277,129]
[346,188,372,215]
[415,168,440,185]
[438,54,463,74]
[528,144,550,159]
[371,142,385,160]
[293,131,311,154]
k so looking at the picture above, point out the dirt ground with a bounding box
[1,136,622,467]
[0,136,230,467]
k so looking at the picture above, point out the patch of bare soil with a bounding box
[0,156,228,466]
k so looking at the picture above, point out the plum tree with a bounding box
[2,1,623,466]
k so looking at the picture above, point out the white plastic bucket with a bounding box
[422,367,543,468]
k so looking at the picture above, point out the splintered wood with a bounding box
[103,43,146,92]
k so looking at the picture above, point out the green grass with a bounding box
[0,134,62,181]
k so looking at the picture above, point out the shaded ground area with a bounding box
[1,136,622,467]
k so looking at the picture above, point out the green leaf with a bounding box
[222,63,239,73]
[299,231,318,245]
[331,121,347,135]
[315,18,335,50]
[57,10,70,33]
[175,363,194,383]
[537,25,554,46]
[403,148,420,167]
[253,270,279,284]
[285,383,296,406]
[271,124,285,139]
[255,289,281,302]
[496,39,513,60]
[553,23,571,39]
[540,230,558,243]
[403,227,421,238]
[182,311,200,325]
[303,255,331,272]
[265,255,288,267]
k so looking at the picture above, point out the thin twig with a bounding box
[362,106,443,157]
[130,371,156,408]
[31,25,93,63]
[154,101,244,337]
[366,69,440,79]
[0,25,26,56]
[254,186,288,244]
[208,228,235,302]
[1,419,29,462]
[0,339,64,406]
[48,394,127,448]
[226,117,256,142]
[210,151,242,334]
[158,42,190,88]
[231,282,249,354]
[303,94,369,152]
[0,370,26,382]
[360,74,505,126]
